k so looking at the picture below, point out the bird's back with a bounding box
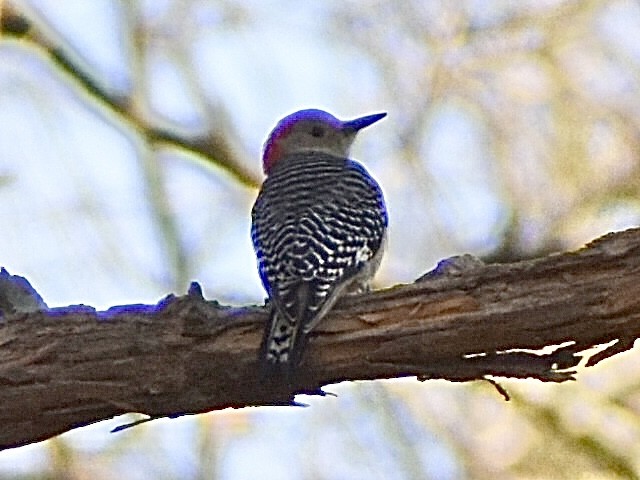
[252,152,386,369]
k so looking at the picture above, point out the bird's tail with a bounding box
[260,308,308,378]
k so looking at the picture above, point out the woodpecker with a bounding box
[251,108,388,375]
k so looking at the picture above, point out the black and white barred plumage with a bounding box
[251,109,388,374]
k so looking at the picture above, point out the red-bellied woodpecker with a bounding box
[251,109,388,375]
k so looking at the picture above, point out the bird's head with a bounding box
[262,109,386,175]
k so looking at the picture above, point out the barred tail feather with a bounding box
[260,309,308,377]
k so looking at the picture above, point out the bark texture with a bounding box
[2,228,640,450]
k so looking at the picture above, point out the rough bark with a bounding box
[2,228,640,450]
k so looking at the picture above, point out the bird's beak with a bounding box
[343,112,387,132]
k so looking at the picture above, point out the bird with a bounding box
[251,108,388,376]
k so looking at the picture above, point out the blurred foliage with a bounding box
[1,0,640,479]
[333,0,640,262]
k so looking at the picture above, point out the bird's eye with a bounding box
[311,126,325,138]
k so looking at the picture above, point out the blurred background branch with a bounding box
[1,0,260,189]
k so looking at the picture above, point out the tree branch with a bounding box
[2,228,640,449]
